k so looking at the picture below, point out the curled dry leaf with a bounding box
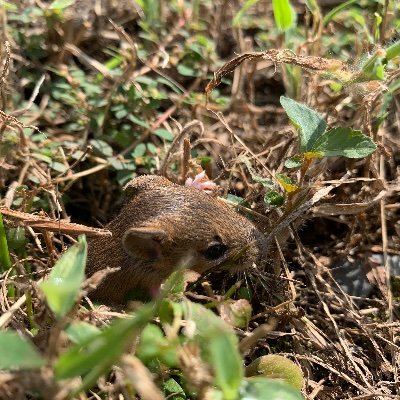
[205,49,346,103]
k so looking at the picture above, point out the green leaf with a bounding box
[209,334,242,400]
[276,174,299,193]
[264,191,284,207]
[272,0,295,31]
[280,96,326,153]
[132,143,147,158]
[40,235,87,318]
[227,194,250,208]
[154,128,174,141]
[163,377,187,399]
[107,156,126,170]
[90,139,113,157]
[284,155,303,169]
[182,301,243,400]
[177,64,198,77]
[311,127,376,158]
[6,226,26,251]
[55,302,156,392]
[0,331,45,370]
[136,323,178,367]
[65,322,101,344]
[50,161,68,173]
[240,377,304,400]
[128,114,150,128]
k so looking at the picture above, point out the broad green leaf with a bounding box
[310,127,376,158]
[280,96,326,153]
[128,114,150,128]
[177,64,198,77]
[136,323,178,367]
[0,331,45,370]
[90,139,113,157]
[157,77,183,94]
[40,235,87,318]
[272,0,295,31]
[50,161,68,173]
[6,226,26,251]
[65,322,101,344]
[163,377,187,399]
[154,128,174,141]
[209,334,242,400]
[55,302,156,391]
[132,143,147,158]
[240,377,304,400]
[182,301,243,400]
[227,194,250,208]
[264,191,284,207]
[107,156,126,170]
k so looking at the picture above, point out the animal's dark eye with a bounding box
[204,244,228,260]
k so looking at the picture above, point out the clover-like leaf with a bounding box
[311,127,376,158]
[280,96,326,152]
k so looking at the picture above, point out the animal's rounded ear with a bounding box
[123,175,174,198]
[122,226,168,261]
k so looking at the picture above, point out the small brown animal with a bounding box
[86,175,267,303]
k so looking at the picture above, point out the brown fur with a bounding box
[86,175,267,303]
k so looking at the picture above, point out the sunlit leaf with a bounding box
[40,235,87,318]
[65,322,101,344]
[280,96,326,152]
[182,301,243,400]
[240,377,304,400]
[55,302,156,392]
[272,0,295,31]
[0,332,45,370]
[276,174,299,193]
[311,128,376,158]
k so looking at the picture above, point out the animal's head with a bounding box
[121,181,268,283]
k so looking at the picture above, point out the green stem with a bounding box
[0,212,11,272]
[0,212,15,297]
[322,0,358,26]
